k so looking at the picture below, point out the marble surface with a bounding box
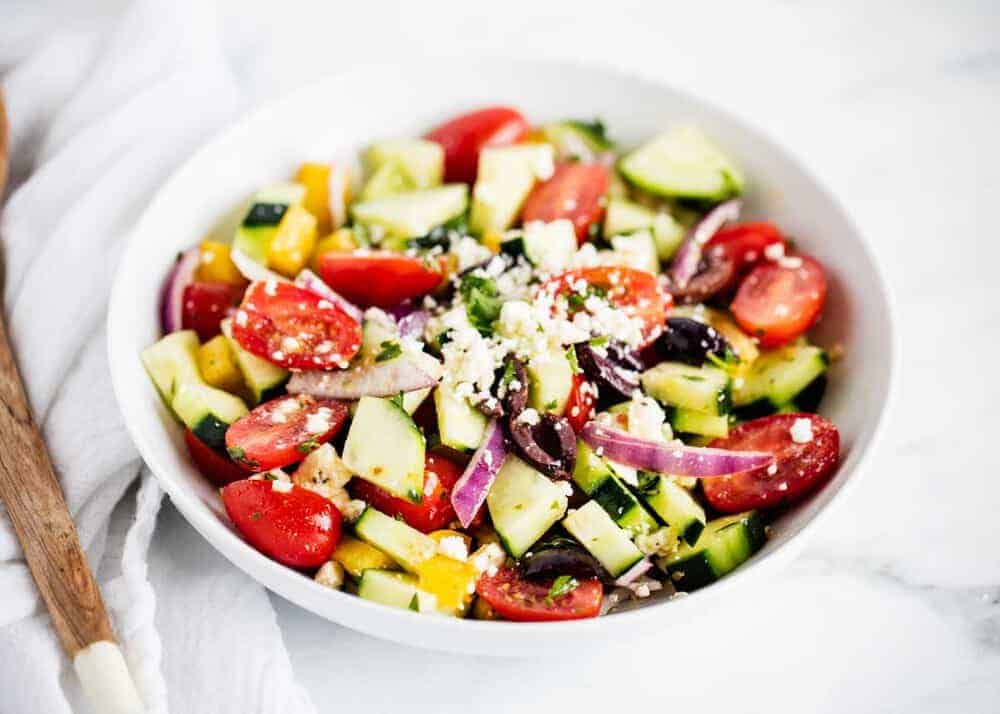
[7,0,1000,710]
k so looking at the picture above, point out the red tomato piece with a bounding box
[425,106,530,183]
[349,454,467,533]
[183,429,247,487]
[317,252,445,310]
[730,254,827,348]
[540,266,672,346]
[702,413,840,513]
[231,280,361,370]
[182,282,244,341]
[225,394,348,472]
[706,221,785,271]
[475,568,603,622]
[521,162,610,244]
[222,479,341,569]
[564,374,597,433]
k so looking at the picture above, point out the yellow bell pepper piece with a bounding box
[196,240,247,287]
[481,231,503,255]
[266,204,318,277]
[311,228,357,271]
[295,162,333,235]
[332,535,398,579]
[415,554,478,616]
[197,336,246,396]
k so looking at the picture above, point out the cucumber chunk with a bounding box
[733,343,828,410]
[342,397,425,502]
[434,382,487,452]
[469,144,555,234]
[526,350,574,415]
[659,511,766,590]
[573,442,658,538]
[360,159,418,202]
[353,508,437,572]
[487,456,568,558]
[141,330,202,403]
[635,472,706,545]
[502,219,577,273]
[366,139,444,190]
[537,120,612,161]
[356,569,439,613]
[609,230,659,274]
[641,361,732,416]
[563,501,644,577]
[670,407,730,439]
[171,381,248,450]
[220,319,289,405]
[351,184,468,239]
[233,182,306,263]
[619,126,744,201]
[603,198,685,260]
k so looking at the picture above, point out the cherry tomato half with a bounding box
[426,106,530,184]
[349,453,466,533]
[564,374,597,433]
[702,413,840,513]
[183,429,247,486]
[317,251,445,310]
[222,479,341,569]
[231,280,361,370]
[182,282,244,342]
[521,162,610,244]
[225,394,349,472]
[540,266,672,347]
[730,254,827,348]
[475,568,603,622]
[706,221,785,271]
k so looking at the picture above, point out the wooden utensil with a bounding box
[0,93,144,714]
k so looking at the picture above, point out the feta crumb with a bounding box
[271,479,293,493]
[790,417,814,443]
[234,309,248,327]
[763,243,785,261]
[315,561,345,590]
[556,481,574,497]
[767,462,778,476]
[515,408,540,427]
[437,535,469,562]
[264,279,278,296]
[470,542,506,576]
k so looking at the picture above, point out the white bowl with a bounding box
[108,59,894,656]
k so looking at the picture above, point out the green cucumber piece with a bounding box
[635,472,706,545]
[573,442,658,538]
[171,382,248,450]
[733,344,829,410]
[641,361,732,416]
[487,456,568,558]
[233,182,306,263]
[220,319,288,405]
[659,511,766,590]
[141,330,202,404]
[469,144,554,234]
[342,397,425,502]
[354,508,438,572]
[610,230,659,274]
[356,569,438,613]
[502,220,577,273]
[351,184,468,239]
[619,126,744,201]
[670,407,730,439]
[365,138,444,189]
[526,350,574,415]
[538,120,612,161]
[563,501,644,577]
[360,159,418,201]
[602,198,685,260]
[434,382,487,452]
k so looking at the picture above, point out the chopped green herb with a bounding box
[226,445,259,469]
[459,273,502,335]
[500,359,516,387]
[589,335,609,348]
[296,438,320,454]
[567,118,612,148]
[389,392,405,408]
[681,375,705,382]
[546,575,579,602]
[566,346,580,374]
[263,472,278,481]
[408,593,420,611]
[375,340,402,362]
[544,399,559,411]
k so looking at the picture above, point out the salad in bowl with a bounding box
[141,106,839,622]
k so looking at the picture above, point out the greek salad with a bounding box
[142,106,840,621]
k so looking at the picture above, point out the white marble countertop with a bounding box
[7,0,1000,710]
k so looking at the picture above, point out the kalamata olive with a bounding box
[499,358,528,416]
[521,538,608,581]
[508,413,576,480]
[575,343,640,400]
[606,342,643,371]
[652,317,733,366]
[662,249,736,304]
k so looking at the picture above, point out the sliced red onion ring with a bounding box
[614,558,653,586]
[230,246,287,284]
[580,421,773,477]
[160,248,201,334]
[294,268,363,322]
[287,352,442,399]
[451,419,507,528]
[669,198,741,289]
[397,310,429,340]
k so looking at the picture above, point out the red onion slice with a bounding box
[451,419,507,528]
[294,269,363,322]
[669,198,741,289]
[614,558,653,586]
[230,246,287,284]
[160,248,201,334]
[397,310,429,340]
[286,352,442,399]
[580,421,773,477]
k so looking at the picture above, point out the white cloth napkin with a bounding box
[1,1,318,712]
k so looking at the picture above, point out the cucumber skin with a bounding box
[191,415,229,450]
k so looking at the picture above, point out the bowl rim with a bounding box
[107,57,897,646]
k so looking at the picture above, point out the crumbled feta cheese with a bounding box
[764,243,785,261]
[778,255,803,269]
[264,279,278,296]
[271,479,293,493]
[234,309,248,327]
[451,236,493,272]
[515,408,540,427]
[790,417,814,443]
[767,462,778,476]
[315,561,345,590]
[305,407,333,435]
[470,542,506,576]
[635,527,679,557]
[436,535,469,562]
[627,392,668,443]
[556,481,574,497]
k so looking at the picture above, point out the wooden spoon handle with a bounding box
[0,313,115,654]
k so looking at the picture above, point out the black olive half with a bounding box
[575,343,640,400]
[521,538,609,581]
[662,249,736,305]
[508,413,577,480]
[652,317,733,366]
